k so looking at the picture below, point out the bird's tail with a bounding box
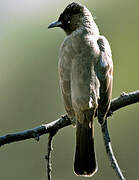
[74,119,97,176]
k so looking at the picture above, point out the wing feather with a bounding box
[95,36,113,123]
[58,37,75,118]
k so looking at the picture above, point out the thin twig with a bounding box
[45,131,57,180]
[101,120,125,180]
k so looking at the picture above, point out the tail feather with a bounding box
[74,121,97,176]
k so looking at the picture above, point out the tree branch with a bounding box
[0,115,71,147]
[0,90,139,179]
[109,90,139,115]
[45,130,58,180]
[101,121,125,180]
[0,90,138,147]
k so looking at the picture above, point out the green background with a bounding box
[0,0,139,179]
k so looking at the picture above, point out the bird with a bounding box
[48,2,113,177]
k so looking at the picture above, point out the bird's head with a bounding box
[48,2,98,35]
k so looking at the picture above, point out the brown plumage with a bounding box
[48,2,113,177]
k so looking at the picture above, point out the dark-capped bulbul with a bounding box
[48,2,113,177]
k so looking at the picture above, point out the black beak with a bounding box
[48,21,62,29]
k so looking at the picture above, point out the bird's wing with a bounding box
[58,37,75,118]
[95,36,113,123]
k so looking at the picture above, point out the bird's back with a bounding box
[59,31,100,119]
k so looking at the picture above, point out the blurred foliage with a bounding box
[0,0,139,180]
